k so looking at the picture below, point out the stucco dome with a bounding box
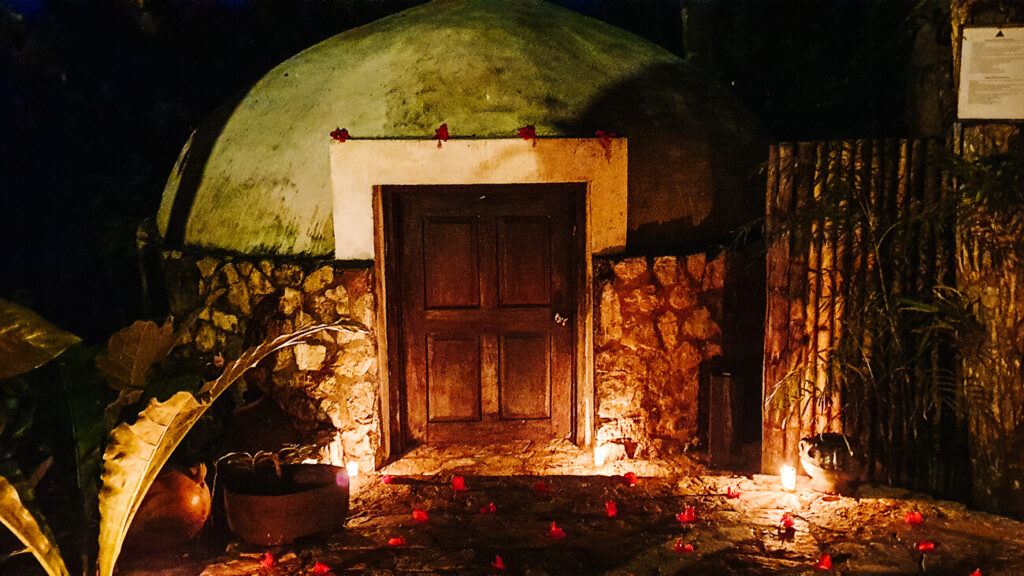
[157,0,765,256]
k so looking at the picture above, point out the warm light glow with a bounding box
[302,458,319,465]
[346,461,359,478]
[594,445,608,467]
[781,465,797,492]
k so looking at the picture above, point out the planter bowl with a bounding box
[223,463,349,546]
[799,433,863,495]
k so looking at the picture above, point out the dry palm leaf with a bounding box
[0,474,69,576]
[95,319,176,393]
[0,298,80,381]
[97,320,366,576]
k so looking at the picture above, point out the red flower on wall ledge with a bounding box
[726,486,742,499]
[595,129,615,159]
[412,509,429,522]
[452,476,467,492]
[387,537,406,548]
[330,127,350,142]
[813,554,832,570]
[435,123,449,147]
[673,540,694,554]
[259,552,275,569]
[904,511,923,524]
[623,472,638,486]
[491,555,506,570]
[382,474,393,485]
[312,561,331,574]
[548,521,566,539]
[916,541,936,552]
[676,506,696,524]
[480,502,498,515]
[517,125,536,145]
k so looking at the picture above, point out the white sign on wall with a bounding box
[958,27,1024,120]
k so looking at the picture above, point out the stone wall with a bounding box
[161,251,382,469]
[594,252,729,460]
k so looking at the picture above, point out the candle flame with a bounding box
[594,445,608,467]
[781,465,797,492]
[346,461,359,478]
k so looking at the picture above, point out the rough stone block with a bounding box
[703,253,727,290]
[352,293,375,328]
[652,256,679,286]
[236,261,253,277]
[273,264,304,287]
[196,257,219,278]
[195,321,217,353]
[613,257,647,283]
[598,285,623,344]
[668,284,697,311]
[226,278,252,316]
[294,343,327,371]
[623,286,663,315]
[247,269,274,296]
[680,307,719,340]
[686,253,706,282]
[279,287,303,315]
[656,312,679,350]
[303,265,334,294]
[212,310,239,332]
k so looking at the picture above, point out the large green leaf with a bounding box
[96,320,367,576]
[95,319,176,394]
[0,299,80,381]
[0,471,69,576]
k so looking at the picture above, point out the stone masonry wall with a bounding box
[595,252,727,460]
[161,251,381,469]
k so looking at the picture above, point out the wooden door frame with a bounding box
[381,185,586,451]
[342,138,627,461]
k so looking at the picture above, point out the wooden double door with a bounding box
[385,184,584,447]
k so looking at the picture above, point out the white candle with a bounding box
[593,445,608,467]
[781,465,797,492]
[346,461,359,479]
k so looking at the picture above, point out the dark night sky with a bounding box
[0,0,935,341]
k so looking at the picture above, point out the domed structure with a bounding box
[157,0,764,256]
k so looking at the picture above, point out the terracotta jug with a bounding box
[123,463,211,551]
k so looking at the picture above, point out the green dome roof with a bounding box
[157,0,764,256]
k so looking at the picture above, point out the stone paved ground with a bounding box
[120,471,1024,576]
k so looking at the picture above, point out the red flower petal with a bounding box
[726,486,741,499]
[781,513,795,529]
[434,123,449,142]
[412,508,429,522]
[259,552,275,569]
[382,474,393,485]
[387,537,406,548]
[673,540,695,554]
[452,476,467,491]
[623,472,638,486]
[970,570,983,576]
[329,128,350,142]
[916,541,936,552]
[312,561,331,574]
[548,521,566,539]
[534,480,551,493]
[904,511,923,524]
[491,555,506,570]
[605,500,618,518]
[480,502,497,515]
[813,554,832,570]
[675,506,696,524]
[517,125,536,141]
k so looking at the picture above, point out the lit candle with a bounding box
[346,461,359,479]
[780,465,797,492]
[593,445,608,467]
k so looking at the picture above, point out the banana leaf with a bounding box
[0,468,69,576]
[96,320,366,576]
[0,299,80,381]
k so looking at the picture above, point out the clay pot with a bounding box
[123,463,212,551]
[799,433,863,494]
[222,463,349,546]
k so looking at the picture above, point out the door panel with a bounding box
[391,184,582,445]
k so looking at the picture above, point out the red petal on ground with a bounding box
[905,511,923,524]
[676,506,696,523]
[382,475,393,485]
[781,513,795,528]
[605,500,617,518]
[259,552,274,569]
[623,472,638,486]
[534,480,551,493]
[673,540,694,554]
[813,554,832,569]
[387,537,406,548]
[548,521,566,539]
[970,570,982,576]
[412,509,429,522]
[916,541,936,552]
[480,502,497,515]
[312,561,331,574]
[452,476,467,491]
[517,125,536,141]
[491,555,506,570]
[726,486,741,498]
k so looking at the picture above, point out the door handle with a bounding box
[554,313,569,327]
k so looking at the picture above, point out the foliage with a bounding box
[0,299,81,381]
[96,319,366,576]
[0,469,69,576]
